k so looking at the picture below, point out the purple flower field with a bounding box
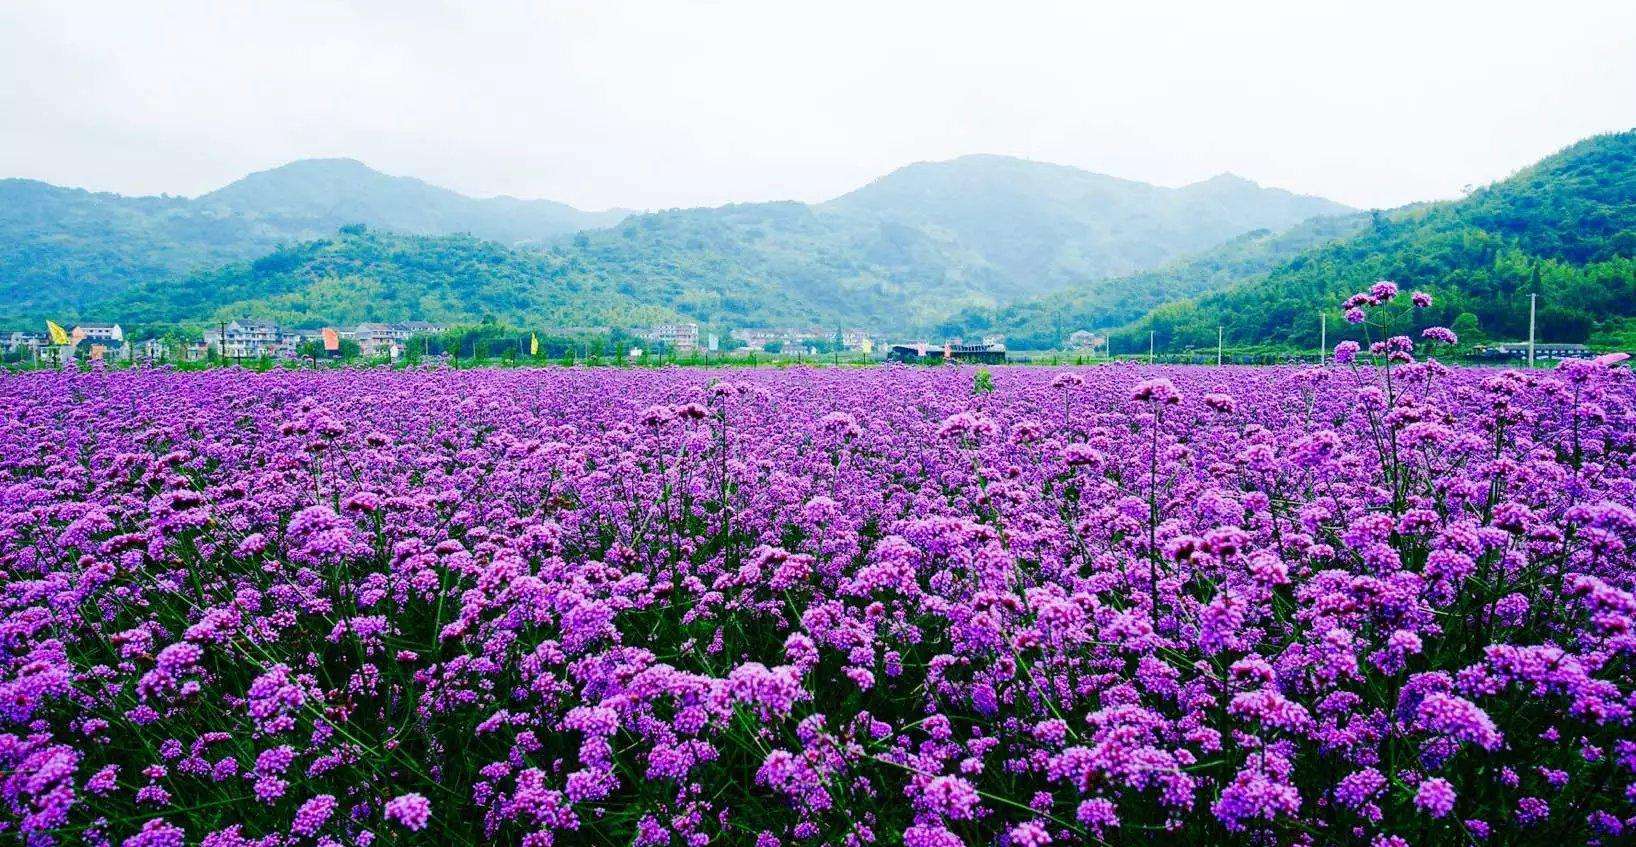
[2,351,1635,845]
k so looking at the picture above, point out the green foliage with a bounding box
[296,337,362,360]
[419,322,637,361]
[1590,316,1636,350]
[972,366,995,395]
[1450,312,1485,346]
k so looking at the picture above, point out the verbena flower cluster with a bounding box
[1,322,1634,844]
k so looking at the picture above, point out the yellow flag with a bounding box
[45,320,69,345]
[530,333,539,356]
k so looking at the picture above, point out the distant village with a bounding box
[3,320,449,363]
[0,319,1023,364]
[1,317,1598,367]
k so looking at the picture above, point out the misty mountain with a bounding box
[822,155,1351,298]
[501,156,1352,330]
[1,153,1352,331]
[195,158,629,246]
[0,160,627,323]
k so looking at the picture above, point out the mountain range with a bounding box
[4,131,1635,352]
[1,154,1348,330]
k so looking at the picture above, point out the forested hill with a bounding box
[937,211,1373,349]
[0,159,627,324]
[110,227,680,331]
[1107,130,1636,351]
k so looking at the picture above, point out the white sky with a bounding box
[3,0,1634,212]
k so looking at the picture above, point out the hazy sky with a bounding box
[4,0,1634,212]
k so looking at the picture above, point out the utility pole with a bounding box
[1319,310,1327,365]
[1148,331,1155,365]
[1217,326,1223,367]
[1528,293,1538,368]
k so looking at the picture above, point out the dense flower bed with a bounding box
[2,347,1635,844]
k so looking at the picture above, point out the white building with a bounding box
[72,324,124,344]
[840,329,875,350]
[352,323,400,358]
[1067,330,1102,352]
[730,326,853,351]
[353,321,445,358]
[205,320,284,358]
[644,323,700,352]
[2,331,47,354]
[730,328,783,350]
